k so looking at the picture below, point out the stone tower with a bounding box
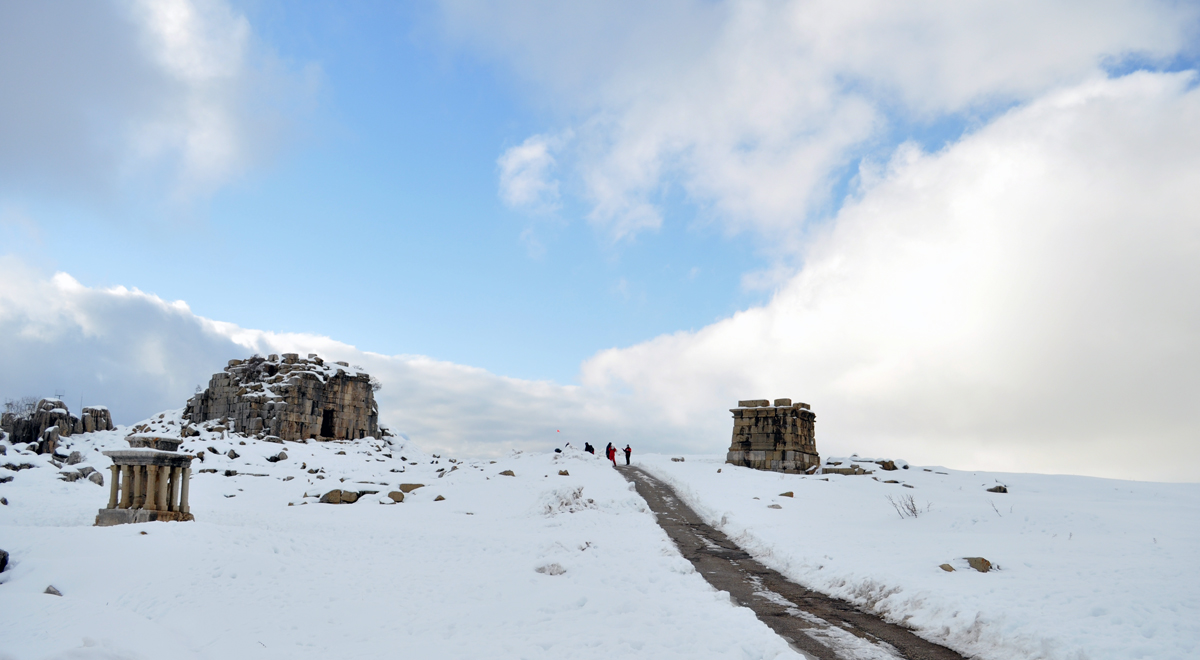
[185,353,380,441]
[725,398,818,473]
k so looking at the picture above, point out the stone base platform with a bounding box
[95,508,195,526]
[726,450,820,474]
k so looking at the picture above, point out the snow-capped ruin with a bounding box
[184,353,385,442]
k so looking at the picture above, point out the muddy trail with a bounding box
[618,465,968,660]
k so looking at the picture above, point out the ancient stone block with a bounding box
[185,354,381,442]
[726,398,819,474]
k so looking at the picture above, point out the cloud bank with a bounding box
[452,0,1195,242]
[581,72,1200,482]
[0,0,314,206]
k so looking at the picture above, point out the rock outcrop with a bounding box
[185,353,383,442]
[0,399,114,454]
[725,398,819,473]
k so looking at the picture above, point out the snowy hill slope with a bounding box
[0,418,801,660]
[639,455,1200,660]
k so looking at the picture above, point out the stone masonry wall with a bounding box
[725,398,819,473]
[185,353,380,442]
[1,399,114,454]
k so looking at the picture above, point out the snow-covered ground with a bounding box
[0,418,799,660]
[3,418,1197,660]
[638,454,1200,660]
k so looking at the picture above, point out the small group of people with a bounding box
[582,441,631,466]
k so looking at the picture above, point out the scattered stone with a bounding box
[224,470,238,477]
[58,470,83,482]
[263,436,283,444]
[44,585,62,596]
[78,466,96,477]
[434,495,445,501]
[282,475,294,481]
[987,485,1008,493]
[341,491,360,504]
[336,451,346,455]
[398,483,424,493]
[558,470,569,476]
[717,468,722,473]
[319,489,343,504]
[965,557,993,573]
[884,480,900,484]
[535,563,566,576]
[266,451,288,463]
[939,564,955,572]
[0,446,6,455]
[902,484,914,488]
[671,457,685,462]
[387,491,405,503]
[767,504,783,509]
[0,497,6,505]
[0,476,11,484]
[208,446,219,454]
[499,470,515,477]
[779,491,794,497]
[227,449,239,459]
[87,471,104,486]
[199,468,217,473]
[66,451,84,465]
[876,460,898,471]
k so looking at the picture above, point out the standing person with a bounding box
[607,444,617,467]
[584,442,594,455]
[623,444,632,466]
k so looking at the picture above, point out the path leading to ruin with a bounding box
[617,465,968,660]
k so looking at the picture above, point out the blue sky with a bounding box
[3,0,1200,480]
[4,1,772,384]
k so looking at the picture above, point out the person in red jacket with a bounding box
[623,444,631,465]
[605,442,617,466]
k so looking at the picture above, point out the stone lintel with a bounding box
[103,450,195,468]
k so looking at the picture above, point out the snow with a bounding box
[638,454,1200,660]
[0,417,800,660]
[3,416,1198,660]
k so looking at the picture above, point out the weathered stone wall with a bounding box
[725,398,819,473]
[185,353,380,442]
[0,398,114,454]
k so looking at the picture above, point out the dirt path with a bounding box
[617,465,968,660]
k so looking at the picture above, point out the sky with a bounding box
[2,0,1199,481]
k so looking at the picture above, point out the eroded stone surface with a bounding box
[185,354,383,442]
[726,398,819,473]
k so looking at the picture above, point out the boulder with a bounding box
[965,557,993,573]
[387,491,404,503]
[398,483,424,493]
[66,451,84,465]
[266,451,288,463]
[939,564,955,572]
[876,460,898,471]
[227,449,239,459]
[319,489,343,504]
[87,471,104,486]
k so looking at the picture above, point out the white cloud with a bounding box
[579,72,1200,482]
[497,132,566,211]
[0,0,314,206]
[443,0,1196,241]
[0,256,663,458]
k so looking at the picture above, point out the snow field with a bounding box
[1,423,802,660]
[637,454,1200,660]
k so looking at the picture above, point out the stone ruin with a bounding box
[1,398,114,454]
[184,353,382,442]
[725,398,819,473]
[95,434,195,526]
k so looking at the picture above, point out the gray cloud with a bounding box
[0,0,314,206]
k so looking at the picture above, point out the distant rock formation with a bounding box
[725,398,819,473]
[0,399,114,454]
[185,353,383,442]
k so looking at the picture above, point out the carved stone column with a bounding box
[107,465,120,508]
[120,465,133,508]
[179,467,191,514]
[132,465,144,508]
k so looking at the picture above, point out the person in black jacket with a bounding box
[584,442,594,455]
[623,444,632,465]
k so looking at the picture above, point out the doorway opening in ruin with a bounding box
[321,409,335,438]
